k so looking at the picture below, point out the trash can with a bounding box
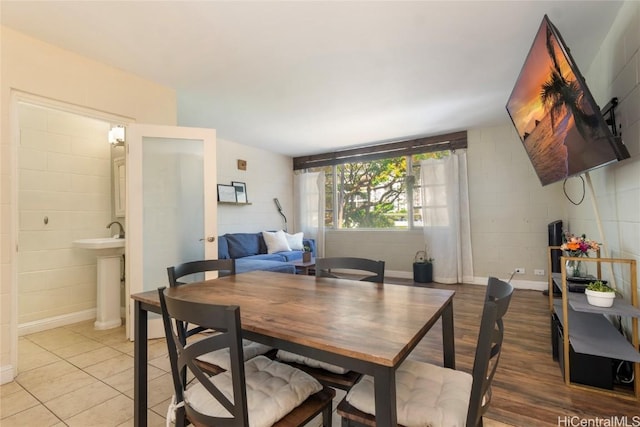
[413,262,433,283]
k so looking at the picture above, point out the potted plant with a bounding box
[413,250,434,283]
[302,245,312,263]
[584,280,616,307]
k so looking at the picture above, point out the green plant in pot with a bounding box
[584,280,616,308]
[302,245,312,262]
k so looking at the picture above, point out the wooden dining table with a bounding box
[131,270,456,427]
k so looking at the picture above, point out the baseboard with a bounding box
[1,365,15,385]
[470,275,546,291]
[18,309,97,336]
[386,270,546,291]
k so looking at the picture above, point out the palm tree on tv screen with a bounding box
[539,24,597,136]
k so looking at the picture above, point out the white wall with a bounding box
[467,124,565,284]
[564,1,639,300]
[216,138,293,235]
[0,27,177,384]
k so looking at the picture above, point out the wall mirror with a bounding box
[113,157,126,217]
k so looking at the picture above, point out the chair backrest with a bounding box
[158,287,250,426]
[466,276,514,427]
[167,259,236,287]
[315,257,385,283]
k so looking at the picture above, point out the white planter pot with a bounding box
[585,289,615,308]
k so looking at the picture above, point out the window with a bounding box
[296,130,466,230]
[310,151,449,229]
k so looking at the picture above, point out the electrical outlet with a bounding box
[534,269,545,276]
[515,268,525,274]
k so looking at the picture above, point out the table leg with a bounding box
[374,366,397,426]
[442,300,455,369]
[134,300,148,427]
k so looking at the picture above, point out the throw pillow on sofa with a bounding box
[262,230,291,254]
[285,232,304,250]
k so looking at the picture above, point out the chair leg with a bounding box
[322,404,333,427]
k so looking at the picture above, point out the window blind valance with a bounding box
[293,131,467,170]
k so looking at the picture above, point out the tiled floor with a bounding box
[0,320,346,426]
[2,320,511,427]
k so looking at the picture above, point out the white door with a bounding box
[126,124,217,339]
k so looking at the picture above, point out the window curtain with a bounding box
[293,172,325,257]
[420,151,473,284]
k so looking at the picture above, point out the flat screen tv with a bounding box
[506,15,629,186]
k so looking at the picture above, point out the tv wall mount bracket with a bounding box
[601,97,620,138]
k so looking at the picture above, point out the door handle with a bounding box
[199,236,216,242]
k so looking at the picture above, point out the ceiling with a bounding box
[1,1,623,157]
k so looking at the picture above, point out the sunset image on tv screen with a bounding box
[506,16,618,186]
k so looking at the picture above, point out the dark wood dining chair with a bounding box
[276,257,384,390]
[167,259,236,286]
[336,276,514,427]
[167,259,273,375]
[315,257,385,283]
[158,287,335,427]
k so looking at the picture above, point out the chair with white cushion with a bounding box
[336,276,514,427]
[159,287,335,427]
[167,259,273,375]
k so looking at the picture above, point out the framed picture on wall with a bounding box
[217,184,237,202]
[232,181,248,203]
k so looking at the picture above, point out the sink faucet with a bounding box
[107,221,125,239]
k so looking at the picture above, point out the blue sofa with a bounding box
[218,232,316,274]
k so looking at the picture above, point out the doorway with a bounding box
[14,95,128,338]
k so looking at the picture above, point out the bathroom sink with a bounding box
[73,237,125,330]
[73,237,125,250]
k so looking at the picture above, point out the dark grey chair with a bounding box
[158,287,335,427]
[167,259,236,342]
[336,276,514,427]
[167,259,272,376]
[315,257,385,283]
[167,259,236,286]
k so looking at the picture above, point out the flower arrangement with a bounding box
[560,232,600,256]
[560,232,600,278]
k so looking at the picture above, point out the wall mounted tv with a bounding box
[506,15,629,186]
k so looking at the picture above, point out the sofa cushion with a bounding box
[277,251,304,262]
[225,233,261,259]
[285,232,304,250]
[235,259,296,274]
[262,230,291,254]
[243,253,287,262]
[218,235,230,259]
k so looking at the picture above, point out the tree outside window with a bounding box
[312,150,448,229]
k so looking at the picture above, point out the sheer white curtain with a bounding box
[420,151,473,284]
[293,172,325,257]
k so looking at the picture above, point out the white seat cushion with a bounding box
[276,349,349,374]
[182,355,322,427]
[197,339,273,371]
[345,359,472,427]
